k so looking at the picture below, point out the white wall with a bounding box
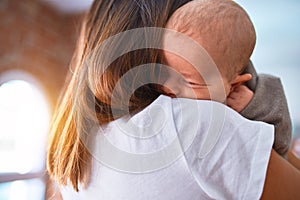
[236,0,300,129]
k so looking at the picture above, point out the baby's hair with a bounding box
[166,0,256,80]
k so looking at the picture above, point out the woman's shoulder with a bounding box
[154,95,274,138]
[112,95,275,199]
[159,95,275,199]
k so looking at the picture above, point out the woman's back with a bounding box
[60,95,274,199]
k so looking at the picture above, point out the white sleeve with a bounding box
[240,121,274,199]
[177,101,275,200]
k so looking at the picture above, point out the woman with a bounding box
[47,0,300,199]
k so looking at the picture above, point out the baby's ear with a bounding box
[231,73,252,87]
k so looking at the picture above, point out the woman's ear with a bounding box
[231,73,252,87]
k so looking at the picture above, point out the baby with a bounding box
[161,0,291,156]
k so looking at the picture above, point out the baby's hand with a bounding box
[226,85,253,112]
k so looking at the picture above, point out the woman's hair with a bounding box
[47,0,192,191]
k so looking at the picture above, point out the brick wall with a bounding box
[0,0,85,198]
[0,0,82,108]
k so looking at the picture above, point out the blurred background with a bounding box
[0,0,299,199]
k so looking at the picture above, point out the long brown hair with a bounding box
[47,0,192,191]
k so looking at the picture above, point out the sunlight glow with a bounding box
[0,80,50,174]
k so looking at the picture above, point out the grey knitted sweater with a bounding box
[241,61,292,156]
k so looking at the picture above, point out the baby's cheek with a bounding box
[185,88,204,99]
[186,88,211,100]
[210,85,228,103]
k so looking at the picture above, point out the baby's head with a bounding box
[161,0,256,102]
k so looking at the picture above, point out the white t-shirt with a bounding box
[61,95,274,200]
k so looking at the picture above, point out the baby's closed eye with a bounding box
[183,79,208,88]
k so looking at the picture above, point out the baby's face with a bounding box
[161,51,232,103]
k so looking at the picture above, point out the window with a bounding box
[0,71,50,200]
